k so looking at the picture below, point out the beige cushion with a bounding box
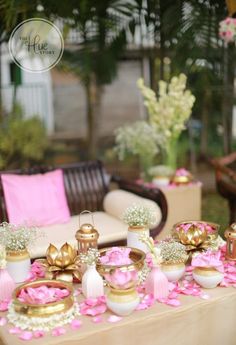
[103,190,161,228]
[30,212,127,258]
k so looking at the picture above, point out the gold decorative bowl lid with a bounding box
[13,279,74,317]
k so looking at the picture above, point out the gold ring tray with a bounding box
[13,279,74,317]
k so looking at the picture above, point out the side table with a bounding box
[156,183,202,239]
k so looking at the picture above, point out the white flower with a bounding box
[137,74,195,150]
[123,204,157,227]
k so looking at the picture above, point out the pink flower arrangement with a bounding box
[219,17,236,43]
[99,247,132,265]
[175,221,216,234]
[104,269,138,289]
[191,250,224,273]
[175,168,190,177]
[18,286,70,305]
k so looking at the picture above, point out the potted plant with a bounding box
[149,165,174,187]
[0,222,41,283]
[137,74,195,170]
[123,204,157,253]
[157,239,188,281]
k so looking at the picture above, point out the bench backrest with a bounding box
[0,160,109,222]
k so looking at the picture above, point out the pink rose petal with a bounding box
[107,315,122,323]
[52,327,66,336]
[19,331,33,341]
[70,319,82,330]
[0,317,7,326]
[9,327,22,334]
[0,300,10,311]
[92,316,103,323]
[33,331,45,338]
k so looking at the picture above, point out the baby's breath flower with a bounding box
[0,222,42,251]
[79,248,100,266]
[123,204,157,227]
[157,239,188,264]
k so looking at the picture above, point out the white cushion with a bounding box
[103,190,161,228]
[30,212,128,258]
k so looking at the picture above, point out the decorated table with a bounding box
[0,285,236,345]
[0,218,236,345]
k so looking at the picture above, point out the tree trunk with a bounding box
[222,43,235,154]
[85,77,102,159]
[200,90,210,156]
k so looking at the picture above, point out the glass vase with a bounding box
[164,138,178,170]
[139,155,153,182]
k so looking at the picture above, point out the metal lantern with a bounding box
[224,223,236,261]
[75,211,99,253]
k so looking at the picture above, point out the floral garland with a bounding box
[7,301,80,331]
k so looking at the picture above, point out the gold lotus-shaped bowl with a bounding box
[171,173,193,185]
[13,279,74,317]
[173,221,219,247]
[97,247,145,289]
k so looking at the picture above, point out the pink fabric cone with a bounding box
[145,267,169,299]
[0,269,16,301]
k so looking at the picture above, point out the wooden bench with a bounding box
[0,160,167,257]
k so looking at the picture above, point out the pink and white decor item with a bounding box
[140,235,169,298]
[123,204,157,253]
[80,248,104,298]
[0,222,41,283]
[192,250,224,288]
[0,249,15,301]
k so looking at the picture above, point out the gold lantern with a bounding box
[75,210,99,253]
[225,223,236,261]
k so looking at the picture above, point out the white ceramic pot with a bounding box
[161,262,185,282]
[106,287,139,316]
[152,177,170,187]
[6,249,31,283]
[193,267,223,289]
[82,264,104,298]
[127,226,149,253]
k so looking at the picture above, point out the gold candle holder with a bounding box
[75,211,99,253]
[225,223,236,261]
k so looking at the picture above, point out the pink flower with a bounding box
[191,250,224,273]
[175,168,190,177]
[104,268,138,289]
[18,286,69,305]
[51,327,66,336]
[0,300,10,311]
[100,247,132,265]
[145,252,154,268]
[80,296,107,316]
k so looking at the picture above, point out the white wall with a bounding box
[1,44,54,133]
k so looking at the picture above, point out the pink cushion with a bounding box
[1,169,70,226]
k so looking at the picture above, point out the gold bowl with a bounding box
[13,279,74,317]
[97,247,145,289]
[173,221,219,247]
[171,173,193,185]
